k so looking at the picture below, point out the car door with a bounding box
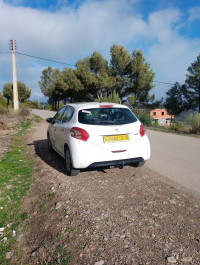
[49,107,66,152]
[55,106,74,156]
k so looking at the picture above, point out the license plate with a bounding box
[103,134,129,143]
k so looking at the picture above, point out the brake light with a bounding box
[139,124,146,137]
[70,127,89,141]
[100,105,114,108]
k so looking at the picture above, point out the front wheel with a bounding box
[65,148,80,176]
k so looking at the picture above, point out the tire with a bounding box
[65,147,80,176]
[47,135,53,151]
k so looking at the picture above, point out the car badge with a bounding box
[115,128,119,133]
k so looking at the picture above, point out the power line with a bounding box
[15,51,76,67]
[10,50,175,86]
[153,80,175,86]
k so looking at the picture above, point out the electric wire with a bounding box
[15,51,76,67]
[6,50,176,86]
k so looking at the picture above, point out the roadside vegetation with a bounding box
[0,112,40,263]
[135,109,200,136]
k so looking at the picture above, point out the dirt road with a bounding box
[10,111,199,264]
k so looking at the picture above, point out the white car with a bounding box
[46,102,150,176]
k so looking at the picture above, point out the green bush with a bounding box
[0,105,8,114]
[190,113,200,133]
[169,122,187,132]
[21,100,39,109]
[152,121,162,129]
[136,112,152,126]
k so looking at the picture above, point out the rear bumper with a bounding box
[86,157,144,170]
[68,133,150,169]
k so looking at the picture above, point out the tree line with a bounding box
[1,44,199,115]
[164,54,200,114]
[38,44,157,110]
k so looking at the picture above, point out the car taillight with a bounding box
[139,124,146,137]
[70,127,89,141]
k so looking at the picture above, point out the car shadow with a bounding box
[31,139,67,174]
[30,139,108,175]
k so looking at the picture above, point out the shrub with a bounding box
[0,105,8,114]
[19,108,30,117]
[152,121,162,129]
[190,113,200,133]
[132,109,152,126]
[136,112,152,126]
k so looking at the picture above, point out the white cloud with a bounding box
[188,6,200,22]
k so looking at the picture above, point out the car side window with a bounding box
[52,107,66,123]
[61,106,74,123]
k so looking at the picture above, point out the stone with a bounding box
[167,256,176,263]
[181,257,192,262]
[17,234,23,241]
[12,230,16,237]
[6,252,13,259]
[94,260,104,265]
[55,202,62,209]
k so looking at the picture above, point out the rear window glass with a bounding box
[78,107,137,125]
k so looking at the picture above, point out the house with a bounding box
[150,108,174,126]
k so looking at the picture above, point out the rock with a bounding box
[17,234,23,241]
[6,251,13,259]
[12,230,16,237]
[94,260,104,265]
[167,256,176,263]
[181,257,192,262]
[55,202,62,209]
[0,227,5,232]
[169,200,176,204]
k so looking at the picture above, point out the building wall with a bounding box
[150,108,174,126]
[150,108,174,119]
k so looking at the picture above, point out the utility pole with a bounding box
[11,39,19,111]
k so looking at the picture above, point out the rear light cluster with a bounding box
[139,124,146,137]
[70,127,89,141]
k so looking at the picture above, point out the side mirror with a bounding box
[46,117,53,123]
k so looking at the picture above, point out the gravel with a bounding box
[2,118,200,265]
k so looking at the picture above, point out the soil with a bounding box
[1,117,200,265]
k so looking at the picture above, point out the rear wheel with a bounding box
[65,147,80,176]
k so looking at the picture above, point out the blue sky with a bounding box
[0,0,200,102]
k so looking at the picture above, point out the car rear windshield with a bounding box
[78,107,137,125]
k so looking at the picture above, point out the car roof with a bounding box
[64,102,129,110]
